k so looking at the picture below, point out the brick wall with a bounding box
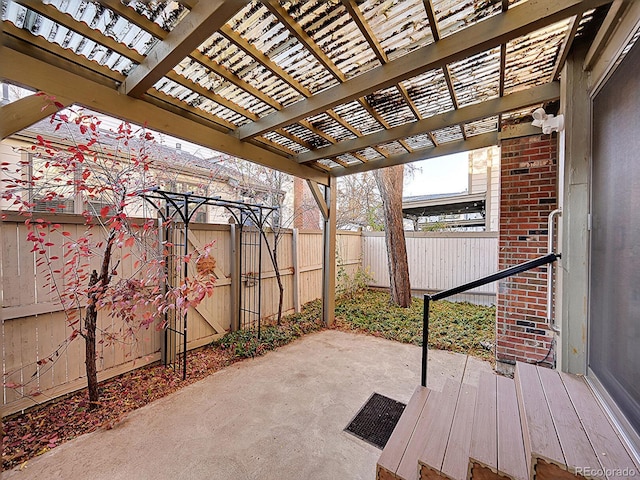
[293,177,321,230]
[496,133,558,370]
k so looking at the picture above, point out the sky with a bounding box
[403,152,469,197]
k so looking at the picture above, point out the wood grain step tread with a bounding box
[559,372,640,479]
[420,383,477,480]
[537,365,602,478]
[469,372,498,477]
[396,381,462,480]
[496,375,528,480]
[378,386,432,480]
[514,361,565,477]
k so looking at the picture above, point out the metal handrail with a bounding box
[421,252,560,387]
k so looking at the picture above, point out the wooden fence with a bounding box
[1,214,361,416]
[2,219,495,416]
[362,231,499,305]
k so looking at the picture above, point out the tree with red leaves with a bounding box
[1,95,216,408]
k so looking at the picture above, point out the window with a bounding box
[166,180,209,224]
[30,154,76,214]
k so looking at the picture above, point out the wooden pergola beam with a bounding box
[296,82,559,163]
[189,51,282,111]
[13,1,144,63]
[263,1,395,160]
[331,132,498,177]
[96,0,169,40]
[2,47,329,185]
[423,0,466,140]
[123,1,249,97]
[341,0,388,64]
[306,180,328,221]
[264,1,346,82]
[219,24,311,97]
[235,0,609,140]
[165,71,259,121]
[2,21,125,87]
[584,0,632,70]
[552,15,581,80]
[341,1,415,154]
[1,93,73,140]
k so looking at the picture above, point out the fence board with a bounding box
[2,217,361,415]
[363,232,498,305]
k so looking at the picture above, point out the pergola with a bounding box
[0,0,619,324]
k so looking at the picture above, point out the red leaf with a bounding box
[124,236,135,248]
[100,206,110,218]
[62,231,72,237]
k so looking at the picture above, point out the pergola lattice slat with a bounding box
[235,0,610,141]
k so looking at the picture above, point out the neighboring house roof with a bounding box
[402,191,485,218]
[8,116,280,197]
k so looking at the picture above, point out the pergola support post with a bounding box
[320,177,337,327]
[292,228,301,313]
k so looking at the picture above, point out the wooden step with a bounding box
[536,365,602,479]
[496,375,528,480]
[514,361,565,478]
[515,362,639,480]
[559,371,640,479]
[419,383,478,480]
[468,372,528,480]
[468,373,498,479]
[394,381,462,480]
[378,386,432,480]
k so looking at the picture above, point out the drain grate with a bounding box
[344,393,406,449]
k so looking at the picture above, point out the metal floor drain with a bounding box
[344,393,406,449]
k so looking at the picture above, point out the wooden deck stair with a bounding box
[377,362,639,480]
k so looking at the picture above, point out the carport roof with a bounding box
[1,0,614,184]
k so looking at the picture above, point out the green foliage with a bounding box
[215,288,495,362]
[334,290,496,362]
[336,264,373,300]
[214,300,323,359]
[366,206,384,231]
[420,220,448,232]
[336,249,374,299]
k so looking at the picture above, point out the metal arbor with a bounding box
[139,188,278,379]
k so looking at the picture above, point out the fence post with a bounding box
[292,228,300,313]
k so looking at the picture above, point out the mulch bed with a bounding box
[2,346,231,471]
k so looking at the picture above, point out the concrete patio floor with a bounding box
[4,330,493,480]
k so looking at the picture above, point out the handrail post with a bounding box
[421,295,431,388]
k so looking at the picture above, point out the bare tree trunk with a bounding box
[84,227,116,408]
[260,230,284,325]
[85,270,99,408]
[375,165,411,307]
